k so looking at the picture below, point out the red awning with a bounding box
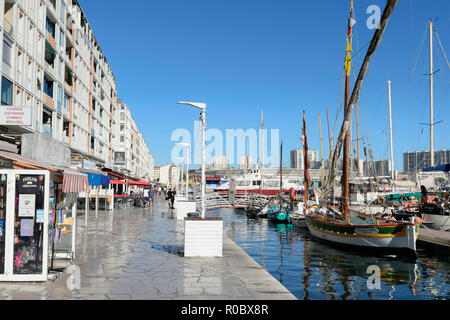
[110,179,127,185]
[62,171,89,193]
[128,181,152,186]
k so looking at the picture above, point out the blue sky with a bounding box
[78,0,449,170]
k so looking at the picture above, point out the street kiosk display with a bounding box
[0,170,50,282]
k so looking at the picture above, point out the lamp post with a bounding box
[175,157,184,195]
[178,142,190,198]
[178,101,206,219]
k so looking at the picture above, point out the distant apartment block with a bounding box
[403,150,450,173]
[290,149,319,170]
[113,100,153,180]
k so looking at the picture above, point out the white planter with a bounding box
[175,200,197,220]
[184,218,223,257]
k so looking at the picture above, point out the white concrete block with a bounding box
[184,218,223,257]
[176,200,197,220]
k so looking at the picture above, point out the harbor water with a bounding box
[208,208,449,300]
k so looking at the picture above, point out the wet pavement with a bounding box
[0,196,296,300]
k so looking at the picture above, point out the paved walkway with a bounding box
[0,196,296,300]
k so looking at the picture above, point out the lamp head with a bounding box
[178,101,206,110]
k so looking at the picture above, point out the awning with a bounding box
[46,41,56,57]
[110,180,126,185]
[65,65,75,79]
[128,181,152,187]
[0,150,61,172]
[62,171,89,193]
[422,164,450,172]
[81,171,110,186]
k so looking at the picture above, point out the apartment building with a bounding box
[114,100,153,180]
[403,150,450,173]
[159,164,179,186]
[0,0,154,179]
[290,149,319,170]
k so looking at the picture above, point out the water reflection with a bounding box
[213,208,449,300]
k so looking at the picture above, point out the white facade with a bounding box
[0,0,154,176]
[159,164,179,185]
[213,156,228,169]
[113,100,153,180]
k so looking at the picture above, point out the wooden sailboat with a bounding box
[305,0,420,253]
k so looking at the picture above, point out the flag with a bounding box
[348,0,356,35]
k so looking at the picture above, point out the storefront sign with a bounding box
[0,106,32,126]
[19,194,36,217]
[16,175,41,194]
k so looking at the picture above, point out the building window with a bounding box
[43,76,54,98]
[46,16,55,38]
[2,39,12,66]
[42,107,53,136]
[1,77,13,106]
[120,135,124,143]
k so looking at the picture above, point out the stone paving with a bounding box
[0,196,296,300]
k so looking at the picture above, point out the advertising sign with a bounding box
[0,106,32,126]
[114,152,126,166]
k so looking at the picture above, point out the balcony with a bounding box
[3,18,14,38]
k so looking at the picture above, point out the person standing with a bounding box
[149,187,155,207]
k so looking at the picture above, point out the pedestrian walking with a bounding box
[167,188,176,209]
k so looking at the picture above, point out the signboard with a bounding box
[18,194,36,217]
[114,152,126,166]
[0,106,32,126]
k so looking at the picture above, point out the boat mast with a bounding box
[326,105,332,158]
[429,20,435,167]
[260,110,264,192]
[319,112,324,185]
[280,141,283,195]
[356,103,360,179]
[341,0,355,220]
[322,0,399,205]
[387,80,395,180]
[303,111,310,207]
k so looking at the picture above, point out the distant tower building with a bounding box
[239,156,253,169]
[213,156,228,169]
[290,149,319,170]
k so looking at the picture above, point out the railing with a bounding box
[194,189,273,211]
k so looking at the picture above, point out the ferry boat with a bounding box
[214,168,304,196]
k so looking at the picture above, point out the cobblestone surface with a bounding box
[0,196,296,300]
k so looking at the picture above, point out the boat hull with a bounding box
[421,213,450,231]
[305,215,418,252]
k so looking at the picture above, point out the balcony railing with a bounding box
[3,19,13,38]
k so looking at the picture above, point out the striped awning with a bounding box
[62,171,90,193]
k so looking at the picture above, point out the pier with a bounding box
[0,197,295,300]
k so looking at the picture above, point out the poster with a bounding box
[19,194,36,217]
[36,210,44,223]
[0,219,3,237]
[20,219,34,237]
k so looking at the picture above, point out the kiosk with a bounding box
[0,170,50,282]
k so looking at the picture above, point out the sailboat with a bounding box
[267,142,291,223]
[305,0,420,253]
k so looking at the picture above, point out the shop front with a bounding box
[0,170,50,281]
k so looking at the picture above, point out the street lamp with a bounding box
[175,157,184,195]
[178,101,206,219]
[177,142,190,198]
